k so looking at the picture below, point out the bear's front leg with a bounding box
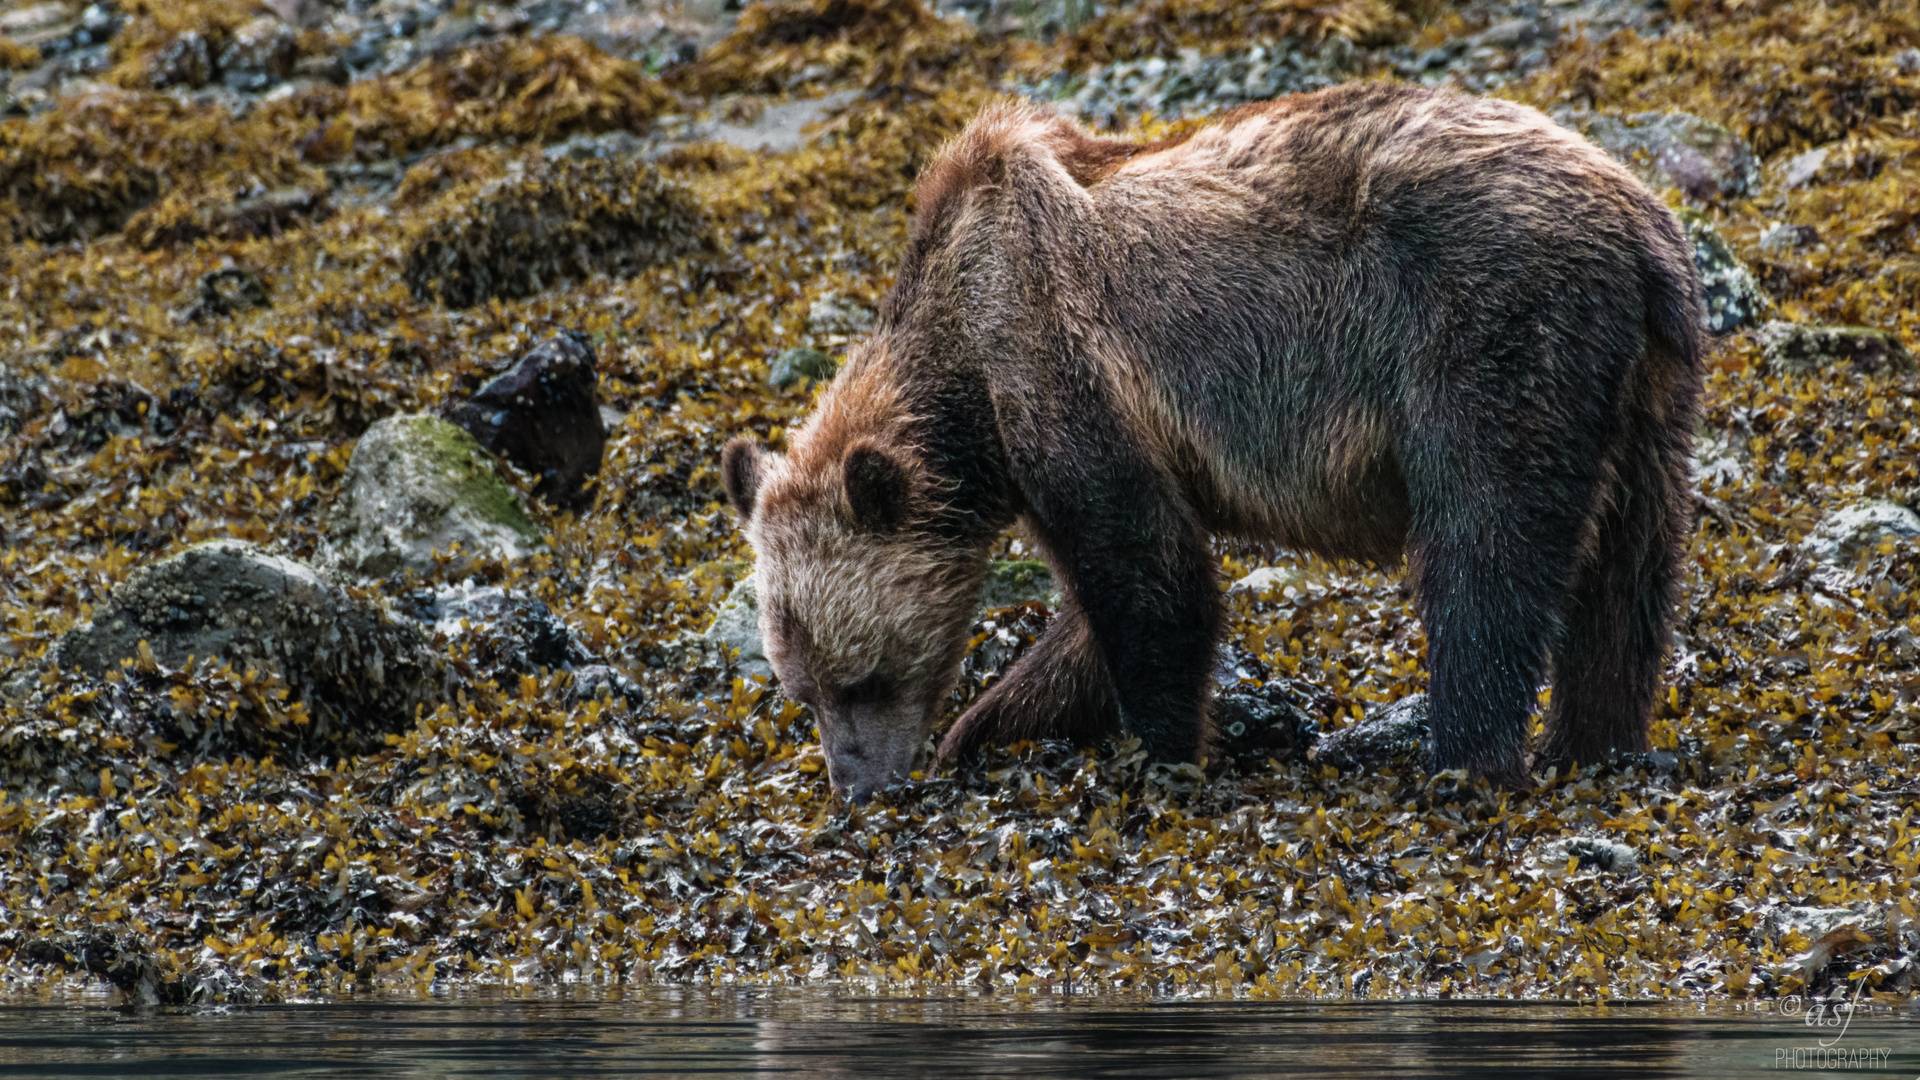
[938,598,1119,759]
[1016,467,1223,766]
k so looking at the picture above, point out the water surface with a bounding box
[1,989,1916,1078]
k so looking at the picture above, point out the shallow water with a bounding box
[1,990,1917,1079]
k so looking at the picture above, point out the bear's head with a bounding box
[721,421,985,803]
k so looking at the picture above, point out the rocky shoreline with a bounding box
[2,0,1918,1007]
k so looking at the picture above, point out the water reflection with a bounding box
[0,989,1915,1078]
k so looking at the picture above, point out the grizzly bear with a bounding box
[722,82,1703,801]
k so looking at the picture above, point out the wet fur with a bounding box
[729,82,1703,789]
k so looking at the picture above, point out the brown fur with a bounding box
[725,83,1703,798]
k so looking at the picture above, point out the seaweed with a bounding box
[0,0,1917,1008]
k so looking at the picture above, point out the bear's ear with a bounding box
[721,437,766,520]
[843,442,910,532]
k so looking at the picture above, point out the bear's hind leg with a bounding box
[937,599,1120,759]
[1405,443,1595,787]
[1539,433,1690,770]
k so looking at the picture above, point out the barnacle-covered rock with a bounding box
[1310,692,1431,771]
[1802,500,1920,565]
[441,331,607,508]
[402,157,708,308]
[46,540,444,743]
[1755,320,1913,376]
[326,414,543,578]
[1677,209,1769,335]
[1556,108,1760,201]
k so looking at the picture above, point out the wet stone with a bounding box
[186,267,272,320]
[1311,693,1433,772]
[695,571,772,681]
[1756,320,1912,376]
[441,331,607,508]
[407,582,592,684]
[46,540,444,748]
[1539,834,1641,875]
[1802,500,1920,565]
[325,414,542,578]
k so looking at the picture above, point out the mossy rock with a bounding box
[981,559,1058,608]
[767,346,836,388]
[327,414,542,578]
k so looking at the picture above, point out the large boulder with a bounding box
[441,332,607,508]
[46,540,444,743]
[327,414,542,578]
[1556,108,1760,201]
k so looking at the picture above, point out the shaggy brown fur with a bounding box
[724,82,1702,800]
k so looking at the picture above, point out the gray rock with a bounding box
[219,16,297,92]
[1756,320,1912,376]
[697,572,771,681]
[1898,48,1920,76]
[1229,565,1306,596]
[149,30,214,89]
[1757,221,1818,252]
[767,346,836,389]
[326,414,543,578]
[1802,500,1920,565]
[46,540,444,745]
[806,293,876,339]
[1779,146,1829,190]
[1678,209,1769,335]
[705,88,861,155]
[1557,108,1760,200]
[411,582,588,681]
[566,663,644,704]
[980,559,1058,608]
[543,130,649,161]
[1541,834,1640,875]
[1311,693,1432,771]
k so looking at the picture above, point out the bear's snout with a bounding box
[818,699,931,804]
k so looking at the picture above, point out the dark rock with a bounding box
[47,540,446,746]
[1757,321,1912,376]
[1210,644,1322,768]
[402,157,707,309]
[767,346,836,388]
[441,332,607,508]
[149,29,215,89]
[1311,693,1433,772]
[1556,108,1760,201]
[184,267,272,321]
[567,663,644,704]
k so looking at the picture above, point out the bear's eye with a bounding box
[838,673,892,706]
